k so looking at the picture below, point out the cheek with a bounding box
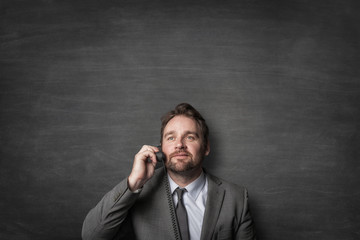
[188,143,202,155]
[161,144,172,156]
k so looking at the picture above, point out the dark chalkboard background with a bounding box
[1,0,359,239]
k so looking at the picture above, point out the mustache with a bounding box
[169,150,193,159]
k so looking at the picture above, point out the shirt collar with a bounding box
[168,171,206,201]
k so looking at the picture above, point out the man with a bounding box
[82,103,256,240]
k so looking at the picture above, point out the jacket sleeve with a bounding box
[81,178,140,240]
[236,188,257,240]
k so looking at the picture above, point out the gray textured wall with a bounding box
[1,0,359,239]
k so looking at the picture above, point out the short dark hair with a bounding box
[160,103,209,149]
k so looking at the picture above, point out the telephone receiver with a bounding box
[155,145,166,162]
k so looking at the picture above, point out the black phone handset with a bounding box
[155,145,166,162]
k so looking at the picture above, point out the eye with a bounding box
[167,136,175,141]
[187,135,195,141]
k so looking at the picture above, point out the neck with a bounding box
[167,167,203,188]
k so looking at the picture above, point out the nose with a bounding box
[175,138,186,150]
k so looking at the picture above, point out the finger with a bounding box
[145,151,158,166]
[135,149,157,164]
[139,145,159,154]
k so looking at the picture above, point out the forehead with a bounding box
[163,115,200,134]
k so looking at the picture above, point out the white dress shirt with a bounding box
[168,171,208,240]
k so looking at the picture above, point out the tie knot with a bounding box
[175,188,186,200]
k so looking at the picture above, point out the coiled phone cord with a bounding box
[161,161,180,240]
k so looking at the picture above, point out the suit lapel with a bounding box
[200,174,225,240]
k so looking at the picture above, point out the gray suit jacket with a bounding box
[82,168,256,240]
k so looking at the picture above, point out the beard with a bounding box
[165,150,204,174]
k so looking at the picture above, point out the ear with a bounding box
[204,140,210,156]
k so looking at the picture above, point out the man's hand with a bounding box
[128,145,160,192]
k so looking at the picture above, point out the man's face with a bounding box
[161,115,210,174]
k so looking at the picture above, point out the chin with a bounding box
[167,161,193,173]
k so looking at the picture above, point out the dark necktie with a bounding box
[175,188,190,240]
